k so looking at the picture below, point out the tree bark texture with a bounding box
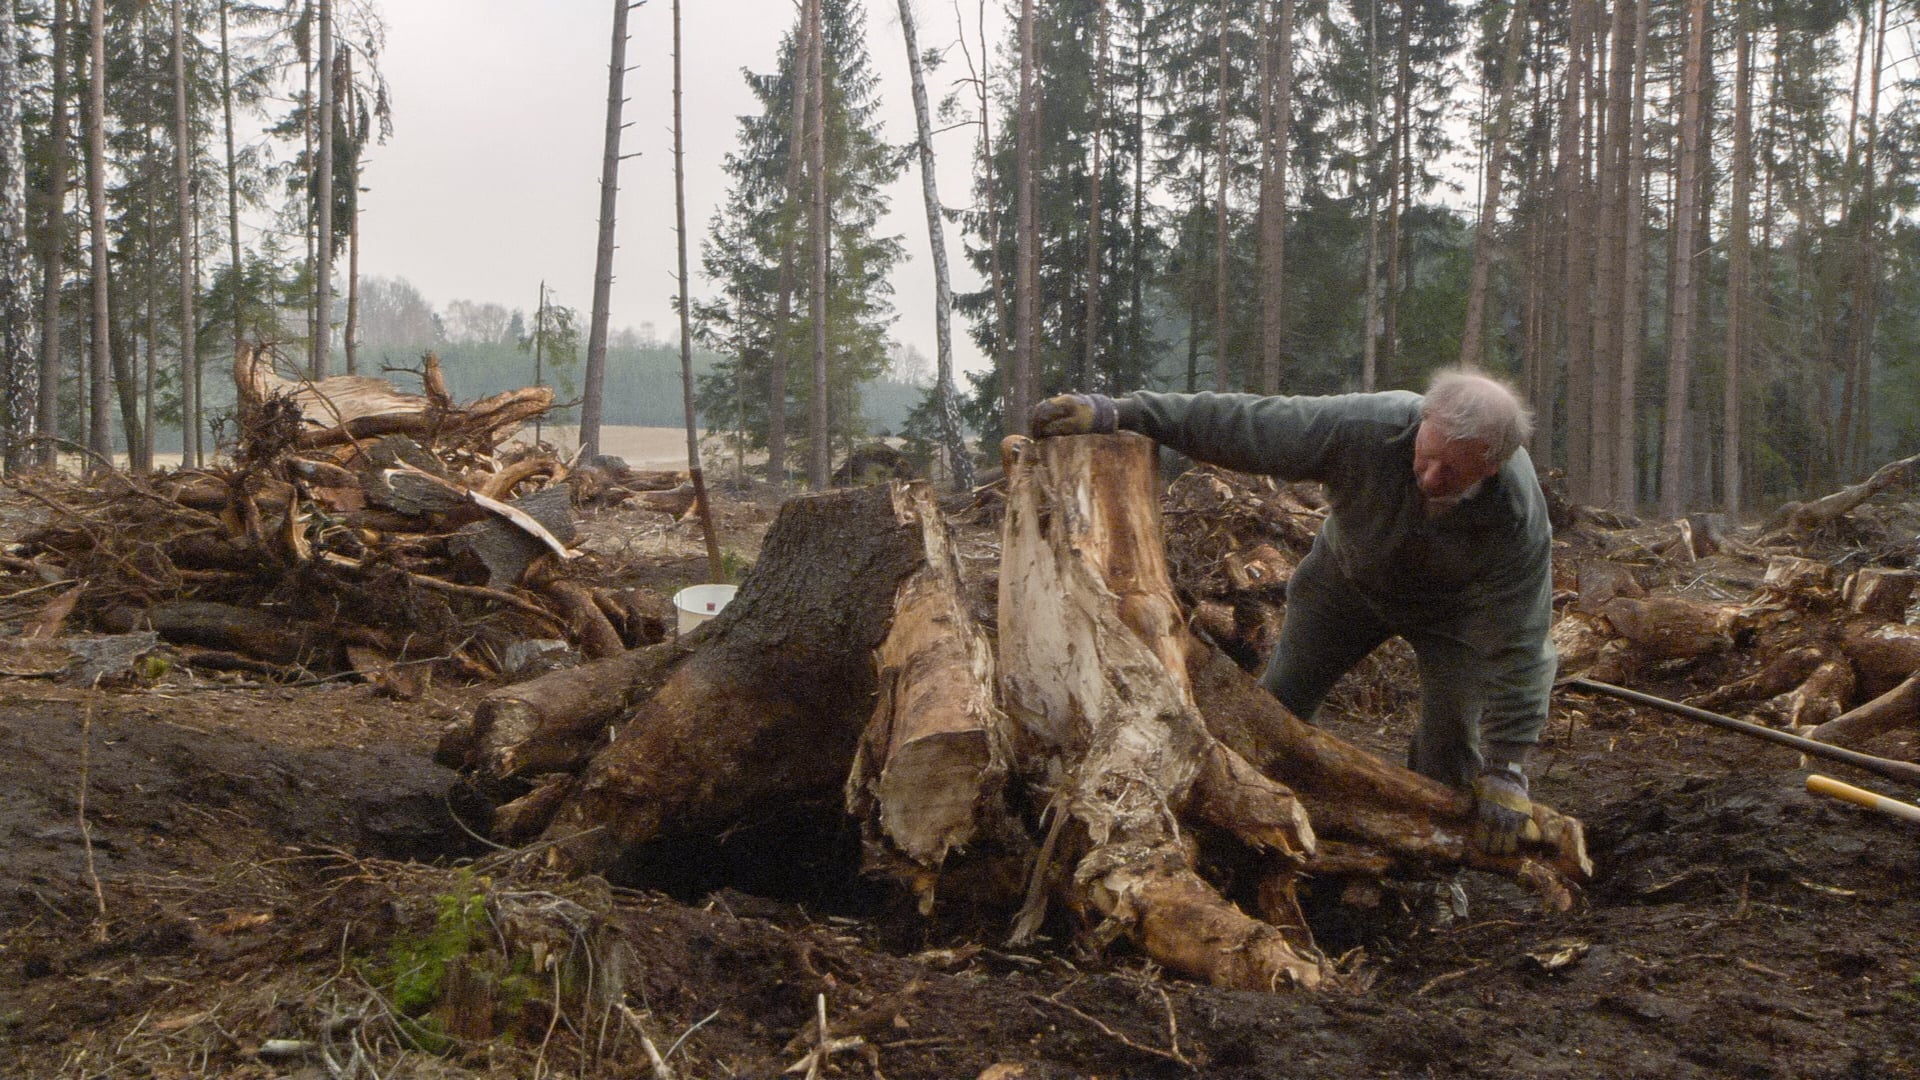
[579,0,632,461]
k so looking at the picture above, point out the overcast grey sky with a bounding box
[356,0,1001,377]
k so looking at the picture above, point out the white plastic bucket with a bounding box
[673,584,738,635]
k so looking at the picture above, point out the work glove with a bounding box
[1029,393,1119,438]
[1470,764,1541,856]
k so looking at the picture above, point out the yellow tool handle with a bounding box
[1806,774,1920,825]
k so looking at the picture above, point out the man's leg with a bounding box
[1405,627,1489,789]
[1261,547,1391,722]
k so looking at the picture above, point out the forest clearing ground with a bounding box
[0,479,1915,1079]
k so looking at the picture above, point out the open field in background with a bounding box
[107,425,706,474]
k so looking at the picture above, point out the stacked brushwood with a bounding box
[3,349,686,691]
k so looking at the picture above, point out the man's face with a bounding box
[1412,420,1499,512]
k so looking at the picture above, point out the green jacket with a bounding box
[1118,389,1556,747]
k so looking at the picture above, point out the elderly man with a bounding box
[1029,368,1555,861]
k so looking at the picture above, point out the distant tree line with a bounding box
[699,0,1920,512]
[0,0,394,469]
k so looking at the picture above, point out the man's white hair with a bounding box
[1421,367,1533,464]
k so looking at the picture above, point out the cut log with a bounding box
[847,483,1012,914]
[1844,568,1919,622]
[445,639,694,780]
[450,485,578,588]
[1689,646,1831,712]
[1839,620,1920,698]
[101,600,351,668]
[1760,556,1839,597]
[1776,658,1856,731]
[1809,672,1920,749]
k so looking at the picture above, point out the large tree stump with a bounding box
[534,485,929,871]
[441,451,1593,994]
[995,434,1325,990]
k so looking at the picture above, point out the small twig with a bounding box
[1413,961,1492,997]
[663,1009,722,1065]
[805,993,828,1080]
[1028,992,1193,1069]
[619,1003,677,1080]
[78,681,110,940]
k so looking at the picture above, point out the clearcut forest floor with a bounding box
[1,480,1916,1080]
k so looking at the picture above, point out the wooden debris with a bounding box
[5,352,631,684]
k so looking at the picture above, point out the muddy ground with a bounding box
[1,486,1917,1079]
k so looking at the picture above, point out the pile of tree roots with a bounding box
[0,349,691,691]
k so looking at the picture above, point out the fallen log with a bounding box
[1807,673,1920,749]
[1766,450,1920,536]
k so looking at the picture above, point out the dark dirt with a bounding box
[2,489,1918,1079]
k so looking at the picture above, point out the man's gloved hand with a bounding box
[1470,765,1541,856]
[1029,393,1119,437]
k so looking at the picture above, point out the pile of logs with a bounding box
[1554,553,1920,748]
[3,349,688,689]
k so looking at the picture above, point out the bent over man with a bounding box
[1029,368,1555,858]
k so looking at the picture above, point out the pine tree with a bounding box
[695,0,903,476]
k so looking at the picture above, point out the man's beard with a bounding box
[1424,480,1484,518]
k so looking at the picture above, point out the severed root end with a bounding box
[1079,844,1329,992]
[1530,804,1593,882]
[1188,742,1316,861]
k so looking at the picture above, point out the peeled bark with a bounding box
[997,433,1325,990]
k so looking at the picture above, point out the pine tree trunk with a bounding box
[0,0,33,472]
[221,0,243,395]
[313,0,332,378]
[807,0,830,488]
[1258,0,1293,396]
[898,0,972,490]
[1616,0,1652,512]
[35,0,69,469]
[1011,0,1036,435]
[1558,0,1593,500]
[1456,0,1527,372]
[579,0,632,462]
[85,0,113,466]
[767,0,817,487]
[173,0,200,467]
[671,0,724,585]
[1212,0,1231,393]
[1659,0,1709,519]
[1361,0,1380,391]
[1724,0,1752,515]
[1587,0,1627,510]
[1080,0,1106,391]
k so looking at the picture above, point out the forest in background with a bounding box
[698,0,1920,513]
[2,0,1919,510]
